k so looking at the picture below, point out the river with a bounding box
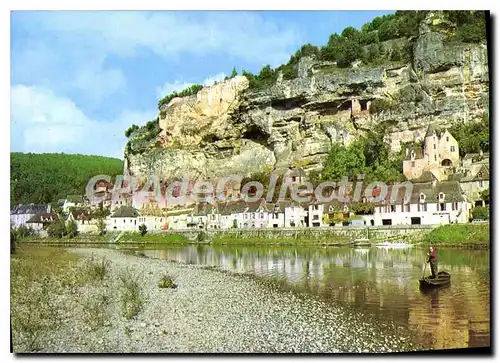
[124,244,490,351]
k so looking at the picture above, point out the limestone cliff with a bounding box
[125,12,489,183]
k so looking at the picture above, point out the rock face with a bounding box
[125,13,488,182]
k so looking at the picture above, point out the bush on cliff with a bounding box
[158,84,204,109]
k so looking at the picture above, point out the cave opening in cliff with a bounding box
[242,125,268,144]
[271,96,307,111]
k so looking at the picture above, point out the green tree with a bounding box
[47,221,66,238]
[139,224,148,236]
[230,66,238,78]
[97,218,107,236]
[322,142,366,182]
[67,219,79,238]
[125,124,140,138]
[479,188,489,203]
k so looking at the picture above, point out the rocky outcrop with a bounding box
[125,12,488,182]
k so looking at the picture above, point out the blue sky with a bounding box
[10,10,393,159]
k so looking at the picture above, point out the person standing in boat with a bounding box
[427,246,438,279]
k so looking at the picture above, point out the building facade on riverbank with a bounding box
[373,181,468,226]
[10,204,51,228]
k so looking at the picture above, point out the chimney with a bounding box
[405,148,409,157]
[47,204,52,213]
[479,149,483,157]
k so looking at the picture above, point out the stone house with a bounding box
[10,204,51,228]
[218,200,248,229]
[265,202,286,228]
[283,201,308,228]
[108,206,139,231]
[26,212,59,233]
[239,199,269,229]
[373,181,469,226]
[403,124,460,181]
[137,201,167,231]
[62,195,85,212]
[459,165,490,208]
[66,209,97,234]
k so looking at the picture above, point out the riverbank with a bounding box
[11,246,418,353]
[423,224,489,247]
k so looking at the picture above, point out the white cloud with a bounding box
[11,85,156,159]
[156,72,227,99]
[18,11,301,65]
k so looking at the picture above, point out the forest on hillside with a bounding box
[10,153,123,207]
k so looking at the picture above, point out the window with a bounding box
[434,155,437,161]
[479,180,484,187]
[260,213,264,219]
[292,176,296,182]
[434,144,436,149]
[274,213,279,218]
[452,202,458,211]
[446,136,449,142]
[390,205,395,213]
[451,146,455,152]
[417,204,421,212]
[251,213,255,219]
[420,193,425,202]
[406,204,410,212]
[422,203,427,212]
[313,205,319,210]
[411,161,415,167]
[313,215,319,220]
[244,214,248,219]
[439,203,446,211]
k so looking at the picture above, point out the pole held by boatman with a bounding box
[427,246,438,279]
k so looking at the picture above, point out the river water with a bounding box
[125,244,490,351]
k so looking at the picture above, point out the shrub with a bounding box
[139,224,148,236]
[67,219,79,238]
[369,98,396,114]
[157,274,177,289]
[47,221,66,238]
[84,255,110,282]
[471,206,489,220]
[119,269,143,320]
[158,84,204,109]
[125,124,139,138]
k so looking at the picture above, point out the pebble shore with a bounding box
[34,248,418,353]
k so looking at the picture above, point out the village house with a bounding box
[165,208,192,230]
[218,200,248,229]
[62,195,85,212]
[108,206,139,231]
[283,201,309,228]
[403,124,460,182]
[10,204,51,228]
[238,199,269,228]
[26,211,59,233]
[459,164,490,208]
[137,201,167,231]
[66,209,97,234]
[372,180,468,226]
[265,202,286,228]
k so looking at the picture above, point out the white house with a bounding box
[218,200,251,229]
[265,202,286,228]
[108,206,139,231]
[11,204,51,228]
[62,195,85,213]
[308,201,324,227]
[137,201,167,232]
[284,201,309,228]
[238,199,269,228]
[373,181,469,226]
[26,212,59,233]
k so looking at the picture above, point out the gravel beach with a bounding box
[19,248,418,353]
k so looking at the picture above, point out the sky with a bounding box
[10,10,393,160]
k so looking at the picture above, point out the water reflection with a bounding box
[135,245,490,350]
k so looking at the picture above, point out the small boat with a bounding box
[419,271,451,290]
